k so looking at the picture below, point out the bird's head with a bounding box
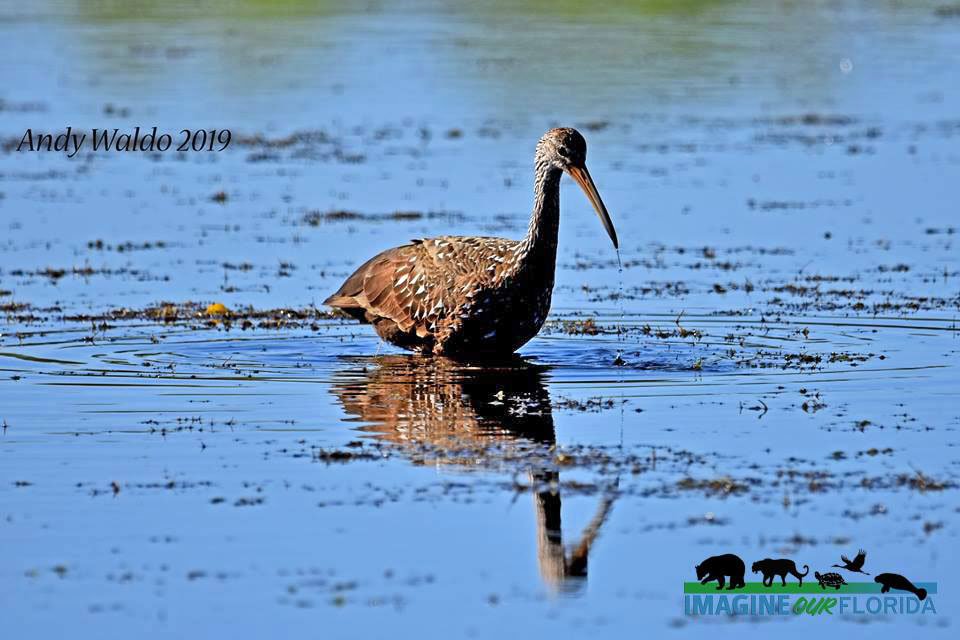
[537,127,618,249]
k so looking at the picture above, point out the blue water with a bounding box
[1,1,958,637]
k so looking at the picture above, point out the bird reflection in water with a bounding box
[331,355,617,592]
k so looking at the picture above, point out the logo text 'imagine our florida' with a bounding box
[685,550,936,617]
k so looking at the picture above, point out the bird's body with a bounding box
[833,549,870,575]
[325,234,555,355]
[324,128,617,357]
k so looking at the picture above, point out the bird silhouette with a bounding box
[833,549,870,575]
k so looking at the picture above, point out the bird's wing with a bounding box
[853,550,866,568]
[326,236,517,337]
[358,242,446,336]
[841,555,852,565]
[431,237,524,331]
[360,238,492,336]
[323,243,425,330]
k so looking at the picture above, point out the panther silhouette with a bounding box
[752,558,809,587]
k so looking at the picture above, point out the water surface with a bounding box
[1,1,958,637]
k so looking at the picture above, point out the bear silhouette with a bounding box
[695,553,746,590]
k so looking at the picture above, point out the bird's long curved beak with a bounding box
[566,164,618,249]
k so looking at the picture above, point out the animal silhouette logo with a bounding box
[833,549,869,575]
[875,573,927,600]
[752,558,809,587]
[695,553,746,590]
[814,571,848,590]
[687,549,935,619]
[690,548,932,604]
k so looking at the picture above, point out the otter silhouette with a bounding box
[752,558,809,587]
[695,554,746,590]
[875,573,927,600]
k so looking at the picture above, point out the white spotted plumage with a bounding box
[324,127,617,356]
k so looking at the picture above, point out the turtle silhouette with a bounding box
[875,573,927,600]
[815,571,847,590]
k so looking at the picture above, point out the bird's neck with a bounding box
[515,157,562,271]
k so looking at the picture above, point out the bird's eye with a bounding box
[557,146,570,158]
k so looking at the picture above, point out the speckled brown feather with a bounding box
[324,128,613,356]
[325,236,525,352]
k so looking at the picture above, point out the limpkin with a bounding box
[323,127,618,356]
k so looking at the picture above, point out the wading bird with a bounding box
[324,128,618,357]
[833,549,870,575]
